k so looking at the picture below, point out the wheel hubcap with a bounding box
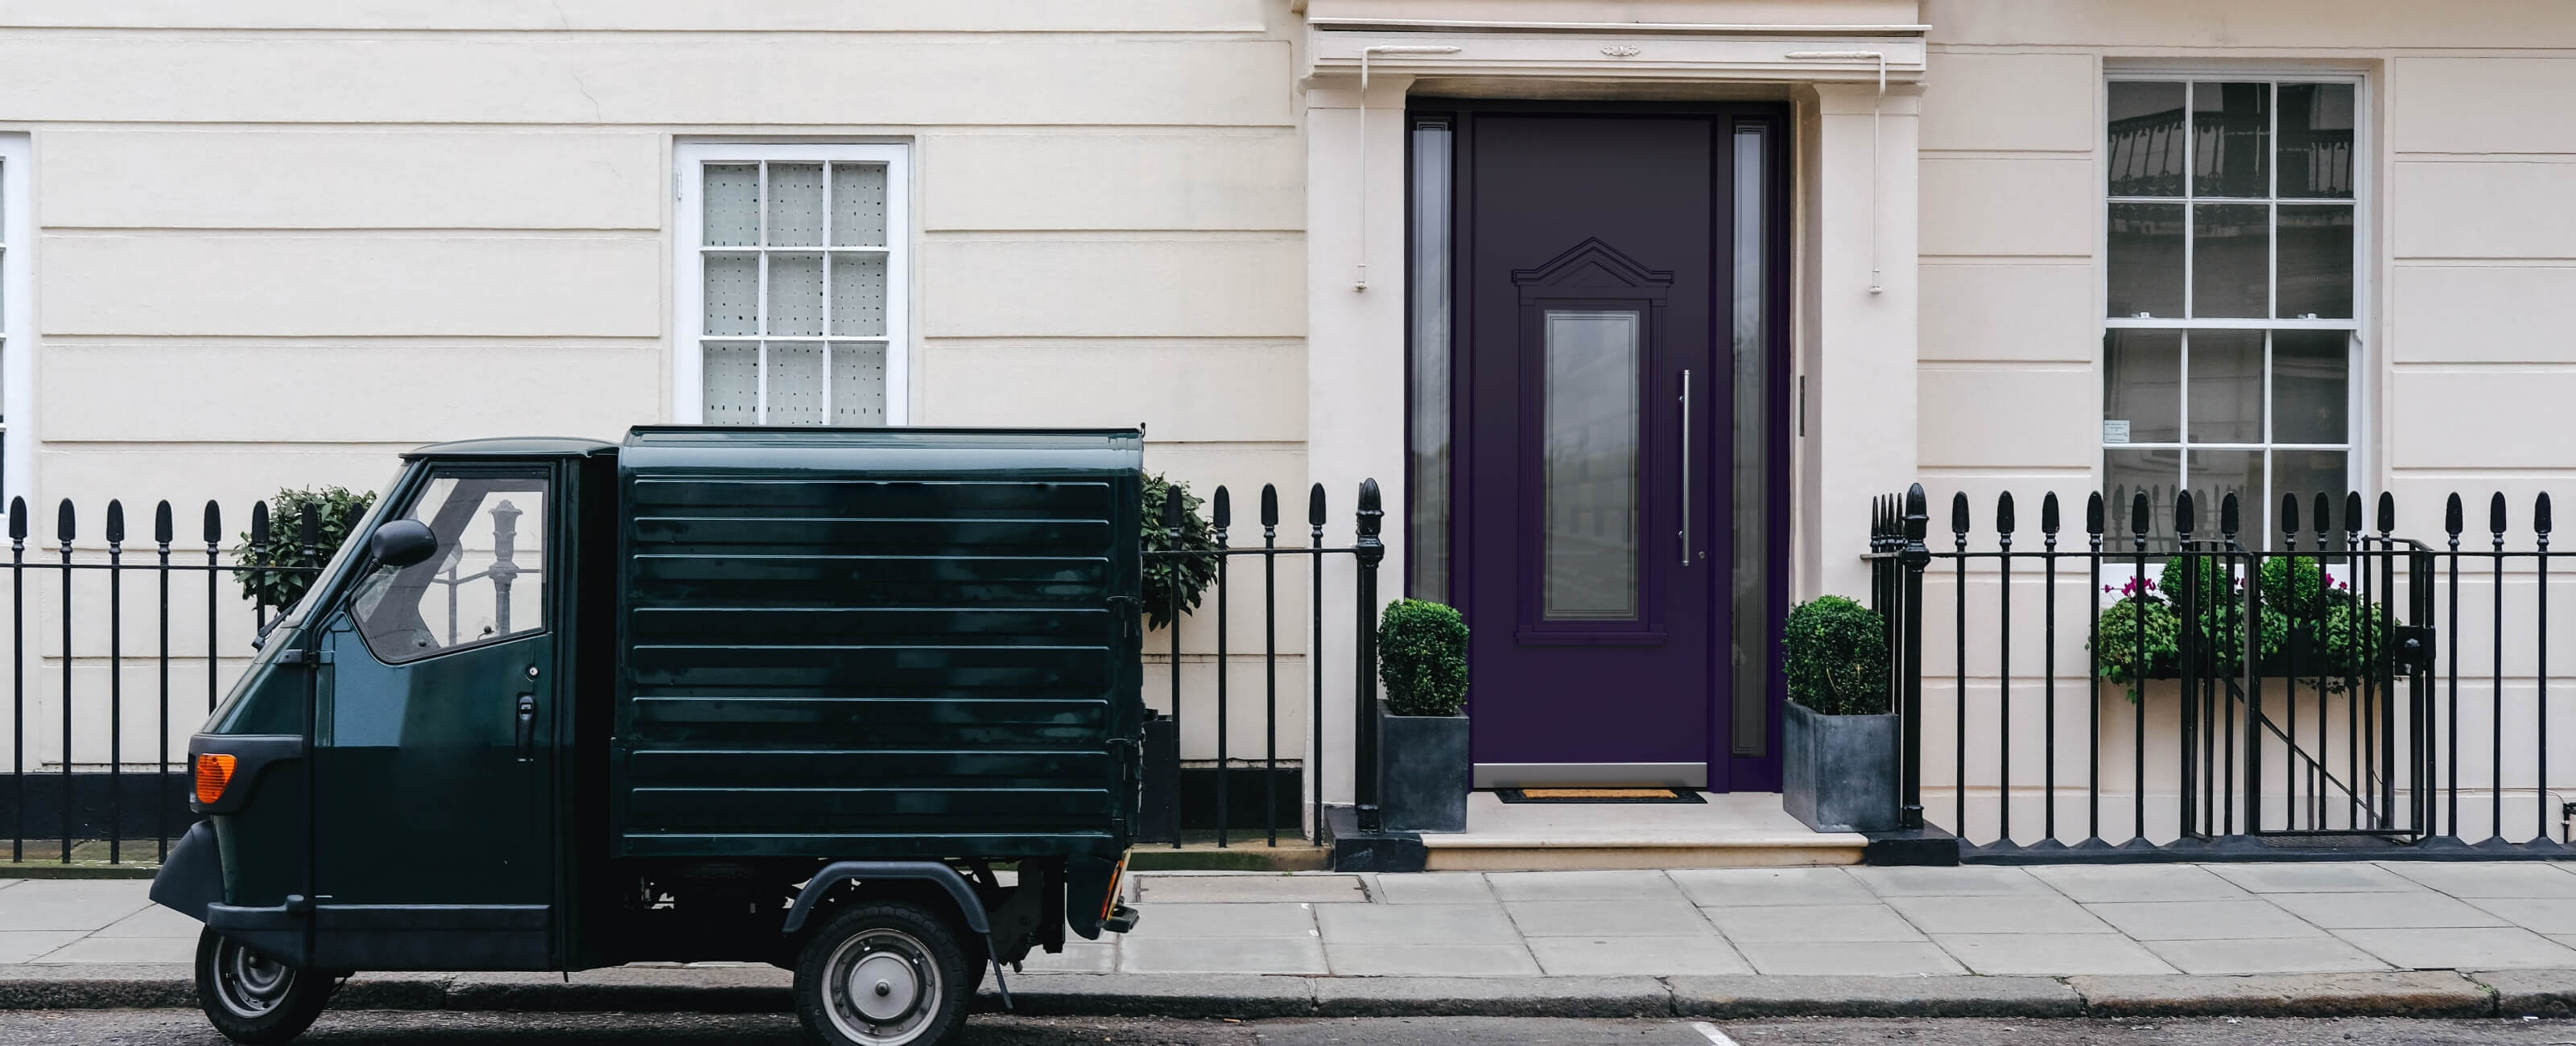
[214,940,295,1018]
[824,929,940,1044]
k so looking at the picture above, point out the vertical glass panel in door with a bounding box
[1408,122,1455,600]
[1541,309,1641,622]
[1731,122,1773,756]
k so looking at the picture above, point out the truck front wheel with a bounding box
[193,929,334,1044]
[793,901,972,1046]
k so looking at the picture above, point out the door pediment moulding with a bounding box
[1301,0,1925,86]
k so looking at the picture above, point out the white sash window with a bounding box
[674,142,909,426]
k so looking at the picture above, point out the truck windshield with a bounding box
[346,469,550,663]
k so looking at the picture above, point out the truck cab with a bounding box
[154,428,1146,1046]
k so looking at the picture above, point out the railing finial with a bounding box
[2175,488,2195,539]
[2377,491,2396,537]
[1995,491,2016,537]
[2219,492,2240,539]
[2446,492,2464,538]
[154,501,174,546]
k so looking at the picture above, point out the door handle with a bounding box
[1678,369,1692,566]
[514,694,536,762]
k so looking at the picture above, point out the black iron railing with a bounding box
[2,497,322,866]
[1872,483,2574,859]
[1140,479,1383,849]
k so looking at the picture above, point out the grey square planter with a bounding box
[1378,710,1468,834]
[1781,702,1899,833]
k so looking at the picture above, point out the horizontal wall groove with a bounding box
[40,228,657,240]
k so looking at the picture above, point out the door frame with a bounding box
[1403,97,1796,793]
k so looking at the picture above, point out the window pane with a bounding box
[2194,81,2270,198]
[766,342,825,426]
[2192,203,2269,318]
[2104,330,2181,444]
[2186,329,2264,443]
[2107,203,2185,318]
[703,164,760,246]
[702,253,759,336]
[830,343,888,426]
[829,253,886,337]
[767,253,825,337]
[2108,82,2187,196]
[2105,447,2182,547]
[1408,122,1454,601]
[830,163,888,246]
[766,163,824,246]
[2272,449,2349,542]
[1542,309,1640,622]
[2273,330,2349,444]
[2185,447,2263,540]
[701,342,761,425]
[2278,83,2355,200]
[351,474,548,664]
[2277,204,2354,319]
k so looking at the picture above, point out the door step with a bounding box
[1420,835,1866,871]
[1411,790,1867,871]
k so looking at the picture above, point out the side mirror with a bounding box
[369,519,440,569]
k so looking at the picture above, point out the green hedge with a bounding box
[230,485,376,611]
[1377,599,1469,717]
[1784,595,1889,716]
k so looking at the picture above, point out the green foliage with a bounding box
[2093,595,2181,686]
[1377,599,1469,717]
[1783,595,1889,716]
[2155,555,2235,616]
[231,486,376,611]
[1140,473,1219,632]
[2257,555,2335,616]
[2318,597,2396,690]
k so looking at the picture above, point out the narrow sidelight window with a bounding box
[1730,121,1773,756]
[2103,77,2358,544]
[1408,121,1455,600]
[675,143,909,426]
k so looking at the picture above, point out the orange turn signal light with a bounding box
[194,754,237,805]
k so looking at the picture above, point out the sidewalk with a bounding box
[5,863,2576,1018]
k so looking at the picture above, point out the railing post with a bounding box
[1353,479,1385,836]
[1899,484,1930,830]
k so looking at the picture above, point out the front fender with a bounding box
[147,822,221,922]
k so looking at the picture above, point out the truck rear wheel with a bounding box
[793,901,972,1046]
[193,929,334,1044]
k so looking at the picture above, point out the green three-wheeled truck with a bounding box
[150,427,1146,1045]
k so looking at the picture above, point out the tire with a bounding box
[794,901,972,1046]
[192,929,334,1045]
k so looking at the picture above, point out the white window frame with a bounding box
[2099,69,2370,540]
[0,133,30,505]
[671,142,910,425]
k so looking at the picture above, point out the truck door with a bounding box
[309,464,559,970]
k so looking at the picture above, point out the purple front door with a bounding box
[1447,110,1753,789]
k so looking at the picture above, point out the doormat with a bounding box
[1493,788,1706,805]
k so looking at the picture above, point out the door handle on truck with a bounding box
[514,694,536,762]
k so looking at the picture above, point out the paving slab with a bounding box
[2471,967,2576,1018]
[0,932,85,965]
[2267,890,2502,929]
[1847,865,2054,897]
[31,936,192,963]
[2140,937,2394,975]
[1668,974,2080,1018]
[2333,926,2576,970]
[1525,936,1752,976]
[2206,862,2421,893]
[1885,894,2115,935]
[1323,943,1538,977]
[1501,899,1715,938]
[1117,936,1326,975]
[93,905,197,939]
[0,880,152,933]
[1669,867,1875,908]
[1114,902,1315,939]
[2467,897,2576,934]
[1367,873,1494,905]
[2384,862,2576,899]
[2029,864,2254,903]
[1314,904,1518,945]
[1018,941,1116,974]
[1728,941,1966,976]
[1133,875,1366,905]
[2082,900,2328,941]
[1309,974,1668,1018]
[984,973,1315,1019]
[1703,903,1922,943]
[2069,970,2491,1017]
[1484,870,1683,903]
[1933,933,2178,975]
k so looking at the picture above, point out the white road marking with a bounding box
[1690,1021,1739,1045]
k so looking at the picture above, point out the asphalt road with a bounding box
[10,1012,2576,1046]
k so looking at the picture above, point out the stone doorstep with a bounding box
[0,964,2566,1019]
